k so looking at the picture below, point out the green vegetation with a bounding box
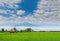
[0,32,60,41]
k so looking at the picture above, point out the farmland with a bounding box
[0,32,60,41]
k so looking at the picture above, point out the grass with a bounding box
[0,32,60,41]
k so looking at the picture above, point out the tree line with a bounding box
[0,28,34,33]
[1,28,60,33]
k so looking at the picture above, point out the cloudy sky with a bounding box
[0,0,60,28]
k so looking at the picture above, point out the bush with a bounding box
[2,28,4,32]
[25,28,33,32]
[14,28,17,32]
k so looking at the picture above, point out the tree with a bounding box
[25,28,33,32]
[2,28,4,32]
[14,28,17,32]
[20,30,25,32]
[5,29,8,32]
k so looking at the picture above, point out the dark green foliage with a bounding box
[20,30,26,32]
[14,28,17,32]
[20,28,33,32]
[25,28,33,32]
[2,28,4,32]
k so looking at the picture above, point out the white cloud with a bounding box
[0,10,15,14]
[17,10,25,15]
[0,0,22,15]
[33,0,60,24]
[0,0,60,26]
[0,0,21,9]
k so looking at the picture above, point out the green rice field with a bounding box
[0,32,60,41]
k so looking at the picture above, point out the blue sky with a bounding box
[0,0,60,28]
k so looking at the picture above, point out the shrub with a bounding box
[25,28,33,32]
[2,28,4,32]
[14,28,17,32]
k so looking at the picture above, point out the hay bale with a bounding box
[10,28,15,33]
